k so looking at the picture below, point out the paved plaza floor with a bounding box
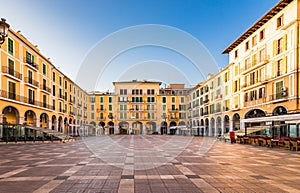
[0,135,300,193]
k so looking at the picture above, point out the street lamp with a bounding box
[0,18,10,46]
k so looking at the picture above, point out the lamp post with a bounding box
[0,18,10,46]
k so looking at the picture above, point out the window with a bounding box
[100,97,103,103]
[28,70,33,84]
[275,81,283,99]
[52,72,55,82]
[8,59,14,76]
[109,105,112,111]
[217,77,221,86]
[181,97,184,103]
[259,48,266,62]
[8,81,16,100]
[162,97,166,103]
[28,89,35,104]
[258,87,265,98]
[245,41,249,51]
[244,93,249,102]
[42,64,46,75]
[52,85,56,96]
[224,72,228,82]
[42,79,47,90]
[26,51,34,64]
[277,38,283,54]
[250,90,257,101]
[64,81,67,89]
[234,65,239,76]
[120,89,127,95]
[252,35,257,46]
[59,77,62,86]
[109,97,112,103]
[90,96,95,103]
[147,89,154,95]
[235,50,238,58]
[147,97,155,102]
[91,113,95,119]
[42,95,47,108]
[259,29,265,41]
[8,38,13,55]
[277,15,283,28]
[52,99,56,110]
[172,97,175,103]
[91,104,94,111]
[245,57,251,70]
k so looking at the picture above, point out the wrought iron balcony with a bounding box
[2,66,22,80]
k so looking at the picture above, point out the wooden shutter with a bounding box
[273,40,277,56]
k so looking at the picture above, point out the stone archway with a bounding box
[145,121,156,134]
[40,113,49,129]
[108,121,114,135]
[216,116,222,136]
[2,106,19,124]
[233,113,240,131]
[210,118,215,136]
[24,110,36,126]
[58,116,63,132]
[51,115,57,130]
[132,121,143,134]
[160,121,167,135]
[224,115,230,133]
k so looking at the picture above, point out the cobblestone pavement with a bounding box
[0,136,300,193]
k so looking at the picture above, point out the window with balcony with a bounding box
[52,99,56,110]
[258,87,265,99]
[26,51,34,64]
[42,95,47,108]
[28,89,35,104]
[8,58,14,76]
[28,70,33,84]
[8,81,16,100]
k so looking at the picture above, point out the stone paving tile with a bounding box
[1,136,300,193]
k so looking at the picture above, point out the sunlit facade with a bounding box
[1,0,300,139]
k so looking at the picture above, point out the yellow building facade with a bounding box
[0,29,89,139]
[189,0,300,138]
[1,0,300,139]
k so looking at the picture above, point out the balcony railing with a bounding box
[168,108,179,112]
[203,99,209,104]
[40,85,51,93]
[24,57,39,70]
[0,90,53,109]
[2,66,22,80]
[78,103,82,108]
[244,97,266,106]
[59,94,65,100]
[97,108,106,112]
[24,77,39,87]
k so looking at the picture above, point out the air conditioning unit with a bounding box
[281,87,287,92]
[281,91,287,97]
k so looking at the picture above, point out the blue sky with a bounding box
[1,0,278,91]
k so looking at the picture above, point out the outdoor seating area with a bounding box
[233,135,300,151]
[0,123,74,143]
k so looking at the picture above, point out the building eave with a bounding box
[222,0,293,54]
